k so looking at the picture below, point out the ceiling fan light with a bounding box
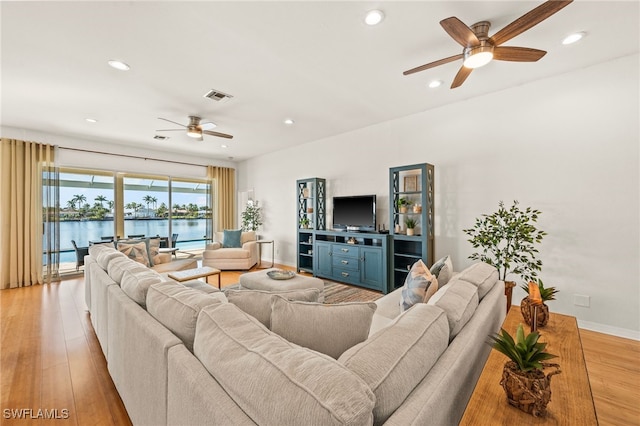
[463,44,494,69]
[187,129,201,138]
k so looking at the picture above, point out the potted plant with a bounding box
[397,197,412,214]
[299,217,310,229]
[241,201,263,232]
[404,217,417,236]
[489,324,561,417]
[463,200,547,308]
[520,280,558,327]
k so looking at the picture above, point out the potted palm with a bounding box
[489,324,561,417]
[463,201,547,309]
[299,217,310,229]
[520,280,558,327]
[404,217,417,236]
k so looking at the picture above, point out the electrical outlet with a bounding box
[573,294,590,308]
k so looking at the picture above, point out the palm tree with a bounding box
[107,200,114,214]
[143,195,153,217]
[72,194,87,208]
[95,195,107,207]
[151,196,158,211]
[66,199,76,210]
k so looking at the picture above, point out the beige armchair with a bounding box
[202,231,258,270]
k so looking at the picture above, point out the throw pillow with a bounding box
[270,297,377,359]
[222,229,242,248]
[224,288,320,328]
[430,255,453,287]
[116,240,151,267]
[339,304,450,424]
[147,237,162,266]
[400,259,439,312]
[193,303,375,425]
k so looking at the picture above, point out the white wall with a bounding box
[238,54,640,338]
[1,126,236,177]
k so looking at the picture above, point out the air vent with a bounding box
[204,89,233,102]
[154,135,168,140]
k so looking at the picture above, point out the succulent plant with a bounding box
[489,324,557,372]
[520,280,558,303]
[404,217,418,229]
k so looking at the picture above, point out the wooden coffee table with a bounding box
[459,306,597,425]
[168,266,221,289]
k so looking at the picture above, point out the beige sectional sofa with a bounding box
[85,244,506,426]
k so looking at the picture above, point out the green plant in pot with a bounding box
[520,280,558,327]
[299,217,310,229]
[489,324,561,417]
[397,197,412,213]
[241,201,263,232]
[404,217,418,236]
[463,200,547,309]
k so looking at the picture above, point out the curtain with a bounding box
[207,166,235,231]
[0,139,58,289]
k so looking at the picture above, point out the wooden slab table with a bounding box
[459,306,597,425]
[168,266,221,289]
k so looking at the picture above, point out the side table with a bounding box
[168,266,221,289]
[459,306,597,425]
[256,240,274,268]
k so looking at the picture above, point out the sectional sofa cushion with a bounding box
[120,268,164,308]
[194,303,375,425]
[270,297,377,359]
[146,281,227,352]
[107,256,143,283]
[224,288,320,328]
[117,240,151,267]
[339,304,450,425]
[96,249,126,271]
[88,243,112,258]
[147,237,162,266]
[430,255,453,287]
[456,262,499,299]
[400,259,439,311]
[429,280,479,339]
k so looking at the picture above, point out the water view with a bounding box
[59,219,209,263]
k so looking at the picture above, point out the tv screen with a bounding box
[332,195,376,231]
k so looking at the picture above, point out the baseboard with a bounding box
[577,320,640,341]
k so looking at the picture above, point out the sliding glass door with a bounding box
[123,175,169,241]
[170,178,211,249]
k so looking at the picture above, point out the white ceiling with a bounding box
[1,1,638,161]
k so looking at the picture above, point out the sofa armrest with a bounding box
[206,242,221,250]
[242,240,257,251]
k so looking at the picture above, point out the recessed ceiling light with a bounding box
[108,60,130,71]
[283,118,295,125]
[85,118,98,123]
[364,10,385,26]
[221,144,228,149]
[562,32,585,45]
[428,80,443,89]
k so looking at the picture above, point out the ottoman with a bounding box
[239,268,325,302]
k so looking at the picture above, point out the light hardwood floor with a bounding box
[1,270,639,425]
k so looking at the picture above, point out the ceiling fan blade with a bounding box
[203,130,233,139]
[403,54,464,76]
[156,129,186,132]
[158,117,187,128]
[493,46,547,62]
[490,0,573,46]
[440,17,480,47]
[451,66,473,89]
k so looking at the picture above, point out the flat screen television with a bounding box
[332,195,376,232]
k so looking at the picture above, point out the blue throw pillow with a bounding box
[223,229,242,248]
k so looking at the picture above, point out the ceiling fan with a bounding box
[156,116,233,140]
[403,0,573,88]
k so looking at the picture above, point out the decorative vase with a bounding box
[302,188,310,198]
[500,361,561,417]
[307,207,313,213]
[413,205,422,213]
[406,228,415,236]
[399,206,408,214]
[521,297,550,327]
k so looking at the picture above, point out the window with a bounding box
[123,175,169,240]
[170,178,211,249]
